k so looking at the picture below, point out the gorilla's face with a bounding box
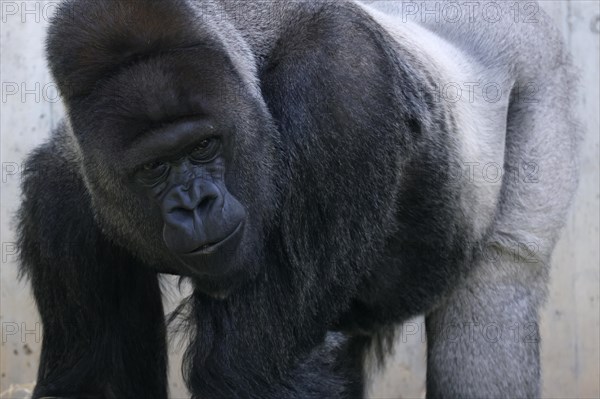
[130,118,247,275]
[67,48,278,294]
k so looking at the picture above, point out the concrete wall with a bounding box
[1,1,598,398]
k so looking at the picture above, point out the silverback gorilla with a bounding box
[18,1,580,398]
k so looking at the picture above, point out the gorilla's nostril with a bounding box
[198,194,216,210]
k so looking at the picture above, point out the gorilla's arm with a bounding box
[424,28,579,395]
[426,247,544,398]
[18,126,168,399]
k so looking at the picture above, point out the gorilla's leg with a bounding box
[18,139,168,399]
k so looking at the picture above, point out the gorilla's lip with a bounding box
[184,221,244,256]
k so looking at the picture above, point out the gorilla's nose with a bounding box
[160,180,222,253]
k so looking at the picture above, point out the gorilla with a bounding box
[17,1,580,398]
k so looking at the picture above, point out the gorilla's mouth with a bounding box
[184,221,244,256]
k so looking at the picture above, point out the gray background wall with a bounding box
[0,1,598,398]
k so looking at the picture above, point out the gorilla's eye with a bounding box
[189,138,220,163]
[143,161,165,171]
[138,161,169,184]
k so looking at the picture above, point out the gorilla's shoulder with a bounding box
[18,122,97,268]
[21,122,84,197]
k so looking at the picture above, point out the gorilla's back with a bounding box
[358,0,581,253]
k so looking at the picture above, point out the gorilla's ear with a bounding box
[45,0,199,99]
